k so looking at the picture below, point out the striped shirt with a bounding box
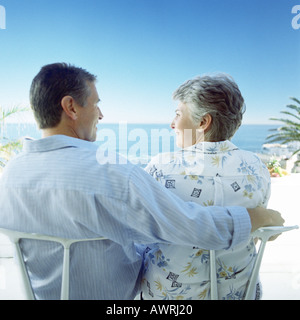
[0,135,251,299]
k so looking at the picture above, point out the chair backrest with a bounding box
[209,225,299,300]
[2,226,298,300]
[0,228,107,300]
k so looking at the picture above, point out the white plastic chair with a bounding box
[0,228,107,300]
[210,225,299,300]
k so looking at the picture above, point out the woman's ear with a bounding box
[61,96,78,121]
[200,114,212,132]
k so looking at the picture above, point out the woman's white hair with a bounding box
[173,73,246,141]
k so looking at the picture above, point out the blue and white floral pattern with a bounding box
[141,141,271,300]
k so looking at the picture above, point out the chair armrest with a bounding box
[252,225,299,242]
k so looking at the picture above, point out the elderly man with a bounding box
[0,63,284,299]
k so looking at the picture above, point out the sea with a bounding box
[2,123,288,165]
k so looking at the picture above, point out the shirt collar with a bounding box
[23,135,96,153]
[183,140,239,154]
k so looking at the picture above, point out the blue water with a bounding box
[231,124,280,153]
[1,123,279,155]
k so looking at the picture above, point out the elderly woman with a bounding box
[141,74,271,300]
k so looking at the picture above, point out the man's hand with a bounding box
[247,207,285,233]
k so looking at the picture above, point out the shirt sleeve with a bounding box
[125,166,251,250]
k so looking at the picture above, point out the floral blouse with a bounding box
[141,140,271,300]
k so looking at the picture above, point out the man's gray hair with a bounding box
[173,74,246,141]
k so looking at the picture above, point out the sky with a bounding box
[0,0,299,124]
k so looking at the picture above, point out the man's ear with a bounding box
[61,96,78,121]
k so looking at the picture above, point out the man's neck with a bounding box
[42,125,79,139]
